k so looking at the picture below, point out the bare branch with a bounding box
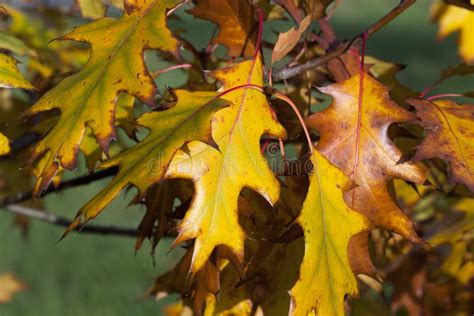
[0,167,118,208]
[3,204,138,237]
[272,0,416,82]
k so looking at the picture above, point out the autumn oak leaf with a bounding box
[290,150,368,316]
[25,0,179,193]
[191,0,257,57]
[0,53,34,90]
[307,74,425,242]
[408,98,474,192]
[0,51,34,157]
[64,90,227,235]
[164,58,287,274]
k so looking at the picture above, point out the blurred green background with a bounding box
[0,1,472,315]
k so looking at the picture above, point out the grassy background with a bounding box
[0,1,472,315]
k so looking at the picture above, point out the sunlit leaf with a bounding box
[64,90,227,234]
[0,133,10,156]
[25,0,179,192]
[0,53,33,90]
[409,98,474,192]
[289,150,368,316]
[307,74,425,242]
[164,58,287,273]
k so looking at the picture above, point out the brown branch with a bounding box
[3,204,138,237]
[365,0,416,36]
[271,0,416,82]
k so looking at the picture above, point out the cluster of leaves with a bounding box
[0,0,473,315]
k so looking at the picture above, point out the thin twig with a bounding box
[0,167,118,208]
[3,204,137,237]
[151,64,193,78]
[271,0,416,82]
[365,0,416,37]
[271,42,354,82]
[426,93,464,101]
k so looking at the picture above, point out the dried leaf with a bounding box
[408,98,474,192]
[273,0,305,23]
[299,0,337,19]
[272,15,311,63]
[307,74,425,242]
[191,0,257,57]
[136,179,193,253]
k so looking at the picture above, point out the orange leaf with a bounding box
[307,74,425,242]
[272,15,311,63]
[409,98,474,192]
[191,0,257,57]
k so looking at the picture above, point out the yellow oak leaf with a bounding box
[0,50,33,157]
[30,93,135,192]
[0,53,33,90]
[191,0,257,57]
[433,4,474,63]
[289,150,368,316]
[408,98,474,192]
[164,58,287,273]
[25,0,179,192]
[63,90,227,234]
[152,176,304,314]
[115,93,136,139]
[307,74,425,242]
[0,133,10,156]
